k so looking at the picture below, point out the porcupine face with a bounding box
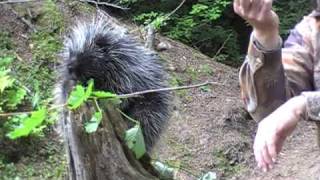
[63,17,123,89]
[66,49,110,90]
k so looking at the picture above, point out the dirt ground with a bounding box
[0,1,320,179]
[153,37,320,179]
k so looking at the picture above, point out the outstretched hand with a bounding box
[233,0,280,49]
[253,95,307,172]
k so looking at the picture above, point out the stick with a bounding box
[118,81,222,99]
[0,82,223,118]
[9,7,37,32]
[166,0,186,18]
[145,24,155,49]
[212,33,232,61]
[79,0,129,10]
[116,108,139,124]
[0,0,37,4]
[0,111,33,117]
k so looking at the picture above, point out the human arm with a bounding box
[234,0,320,172]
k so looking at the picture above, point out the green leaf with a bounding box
[200,85,211,92]
[198,172,217,180]
[151,16,168,30]
[85,79,94,98]
[4,88,27,108]
[84,111,103,133]
[92,91,117,98]
[7,108,47,139]
[92,91,120,105]
[67,80,95,110]
[125,124,146,159]
[190,4,209,15]
[46,110,58,125]
[0,56,14,67]
[0,70,14,93]
[67,85,86,109]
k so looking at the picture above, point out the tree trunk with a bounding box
[61,101,158,180]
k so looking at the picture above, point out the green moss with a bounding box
[31,32,62,63]
[169,74,184,87]
[16,0,64,99]
[169,74,189,98]
[200,64,214,76]
[212,150,246,177]
[66,0,94,13]
[186,67,199,82]
[37,0,64,34]
[0,139,67,180]
[0,32,13,51]
[0,1,67,179]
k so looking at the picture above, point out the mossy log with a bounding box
[60,102,158,180]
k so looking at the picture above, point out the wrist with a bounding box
[253,29,280,50]
[290,95,307,120]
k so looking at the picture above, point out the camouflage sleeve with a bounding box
[239,34,287,121]
[239,16,317,122]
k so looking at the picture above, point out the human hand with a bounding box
[253,95,307,172]
[233,0,280,49]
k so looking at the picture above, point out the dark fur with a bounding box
[55,18,172,151]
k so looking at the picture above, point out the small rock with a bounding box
[156,41,172,51]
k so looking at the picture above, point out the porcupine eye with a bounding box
[67,63,74,73]
[66,56,79,80]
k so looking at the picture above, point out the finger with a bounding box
[267,139,277,163]
[260,0,272,13]
[254,140,266,170]
[262,143,273,170]
[258,0,272,20]
[248,0,263,19]
[234,0,240,7]
[240,0,251,13]
[233,0,242,15]
[253,145,261,167]
[259,148,268,172]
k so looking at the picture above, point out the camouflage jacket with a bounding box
[240,12,320,121]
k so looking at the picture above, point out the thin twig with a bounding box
[0,111,32,117]
[9,7,37,32]
[79,0,129,10]
[116,108,139,124]
[166,0,186,18]
[212,33,232,61]
[0,82,222,118]
[0,0,37,4]
[48,103,67,111]
[93,98,102,112]
[118,81,223,99]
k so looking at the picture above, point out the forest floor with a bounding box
[153,37,320,180]
[0,1,319,180]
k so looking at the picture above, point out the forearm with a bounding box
[240,34,287,121]
[240,32,319,122]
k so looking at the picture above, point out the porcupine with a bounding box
[54,17,172,152]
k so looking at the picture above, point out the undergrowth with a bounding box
[0,0,66,179]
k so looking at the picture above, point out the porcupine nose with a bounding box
[67,60,77,80]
